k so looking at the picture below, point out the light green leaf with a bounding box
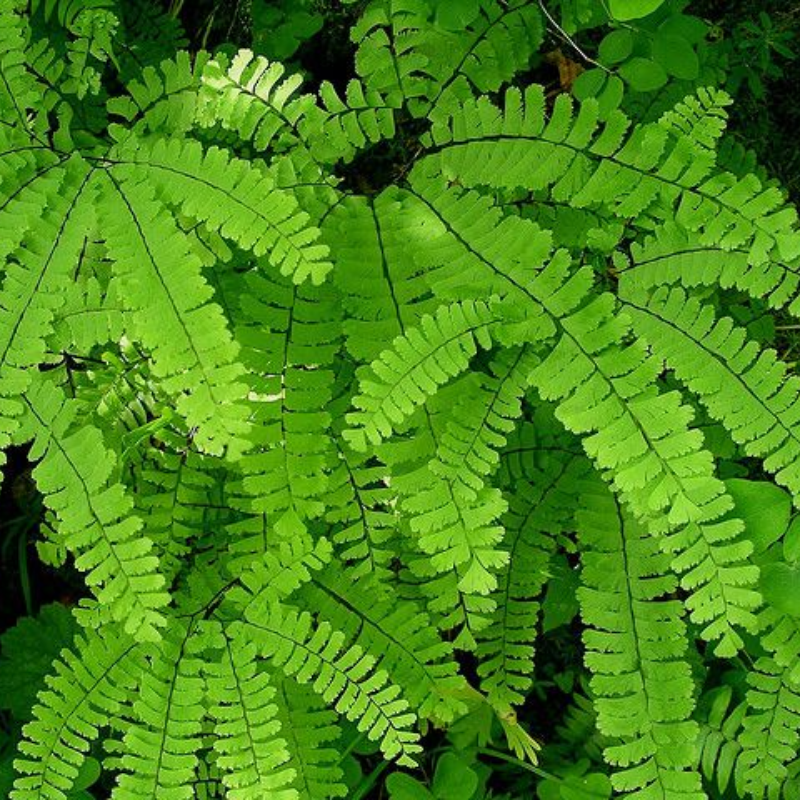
[726,479,791,554]
[761,562,800,617]
[433,753,478,800]
[608,0,667,21]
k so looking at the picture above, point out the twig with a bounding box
[537,0,612,73]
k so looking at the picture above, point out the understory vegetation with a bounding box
[2,1,800,798]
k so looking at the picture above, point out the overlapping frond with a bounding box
[113,621,206,799]
[0,0,42,135]
[198,50,397,165]
[738,659,800,800]
[624,285,800,497]
[21,376,168,640]
[96,169,251,457]
[225,268,340,545]
[108,134,332,284]
[324,192,436,362]
[345,299,498,451]
[298,566,468,724]
[351,0,542,117]
[619,222,800,316]
[272,678,347,800]
[477,452,587,711]
[206,626,297,800]
[240,603,422,766]
[0,155,91,460]
[577,480,704,799]
[421,87,800,267]
[13,627,144,800]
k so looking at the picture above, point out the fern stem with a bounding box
[478,747,558,782]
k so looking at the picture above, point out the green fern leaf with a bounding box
[239,604,422,767]
[21,376,169,640]
[738,658,800,800]
[272,677,347,800]
[12,627,144,800]
[623,285,800,498]
[477,452,588,712]
[96,169,251,457]
[108,134,332,284]
[577,479,704,799]
[113,621,206,799]
[345,299,498,451]
[206,625,298,800]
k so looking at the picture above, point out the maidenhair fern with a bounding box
[2,1,800,799]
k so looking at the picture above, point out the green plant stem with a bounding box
[477,747,560,782]
[352,760,391,800]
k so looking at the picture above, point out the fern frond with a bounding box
[240,604,422,766]
[623,285,800,497]
[21,377,169,640]
[225,269,340,542]
[107,50,205,135]
[352,0,542,118]
[403,167,556,319]
[0,0,42,135]
[324,193,437,362]
[350,0,431,107]
[696,685,748,798]
[526,286,760,655]
[577,480,704,799]
[477,452,588,712]
[96,169,251,458]
[31,0,117,28]
[738,658,800,800]
[196,49,314,153]
[619,222,800,316]
[206,625,297,800]
[325,413,398,580]
[422,87,800,267]
[402,475,509,598]
[135,428,229,582]
[298,566,469,724]
[344,299,498,451]
[198,50,396,165]
[430,346,538,501]
[418,0,543,118]
[272,677,347,800]
[109,134,331,284]
[228,537,332,615]
[12,627,144,800]
[0,155,91,460]
[113,620,206,799]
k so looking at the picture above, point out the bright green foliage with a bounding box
[2,1,800,800]
[13,627,145,800]
[578,480,703,799]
